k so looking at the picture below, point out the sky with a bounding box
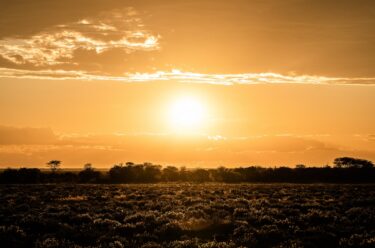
[0,0,375,168]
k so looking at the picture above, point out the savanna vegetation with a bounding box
[1,184,375,247]
[0,157,374,184]
[1,157,374,247]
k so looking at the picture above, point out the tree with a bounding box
[108,164,125,183]
[162,166,179,181]
[46,160,61,173]
[333,157,374,169]
[295,164,306,169]
[83,163,93,170]
[191,169,210,183]
[79,163,101,183]
[143,163,162,182]
[179,166,188,181]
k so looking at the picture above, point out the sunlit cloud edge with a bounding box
[0,67,375,85]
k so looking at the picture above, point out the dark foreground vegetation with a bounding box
[1,184,375,247]
[1,157,374,184]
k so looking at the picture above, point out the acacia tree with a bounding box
[46,160,61,173]
[333,157,374,168]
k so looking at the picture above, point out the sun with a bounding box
[168,96,207,133]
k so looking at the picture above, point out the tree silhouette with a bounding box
[162,166,179,181]
[46,160,61,173]
[1,157,375,184]
[333,157,374,168]
[191,168,210,182]
[108,164,125,183]
[83,163,93,170]
[79,163,100,183]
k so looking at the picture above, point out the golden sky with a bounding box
[0,0,375,167]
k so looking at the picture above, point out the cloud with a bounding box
[1,0,375,78]
[0,67,375,85]
[125,70,375,85]
[0,5,374,85]
[0,8,159,67]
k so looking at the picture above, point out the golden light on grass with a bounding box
[167,96,207,134]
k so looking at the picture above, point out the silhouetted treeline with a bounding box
[1,157,374,184]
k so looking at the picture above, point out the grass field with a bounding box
[1,184,375,247]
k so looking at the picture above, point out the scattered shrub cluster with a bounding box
[0,184,375,247]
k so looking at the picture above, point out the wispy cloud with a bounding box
[0,6,373,86]
[0,67,375,85]
[125,70,375,85]
[0,8,159,67]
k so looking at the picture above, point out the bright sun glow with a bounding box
[168,96,206,133]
